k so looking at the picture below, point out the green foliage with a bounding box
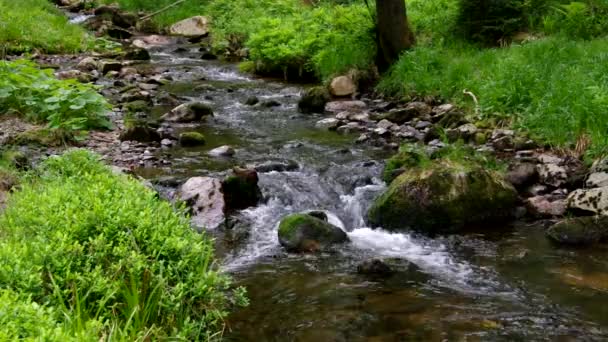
[0,150,246,340]
[0,60,111,138]
[379,37,608,157]
[542,0,608,39]
[0,0,91,54]
[455,0,530,44]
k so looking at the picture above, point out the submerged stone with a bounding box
[547,216,608,246]
[161,102,213,123]
[179,132,206,146]
[298,86,330,114]
[278,213,348,253]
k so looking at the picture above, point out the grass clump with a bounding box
[0,60,111,140]
[0,0,91,54]
[0,150,247,340]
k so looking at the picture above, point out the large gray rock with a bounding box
[586,172,608,188]
[567,187,608,215]
[278,212,348,252]
[369,160,518,234]
[325,100,366,114]
[179,177,225,229]
[298,87,330,114]
[547,216,608,246]
[161,102,213,122]
[525,196,566,218]
[168,16,210,37]
[329,76,356,97]
[538,163,568,188]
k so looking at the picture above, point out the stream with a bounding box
[134,42,608,341]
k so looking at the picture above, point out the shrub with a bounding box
[0,150,246,340]
[0,60,111,138]
[0,0,91,54]
[542,0,608,39]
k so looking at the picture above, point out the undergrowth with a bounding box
[0,60,111,141]
[0,150,247,340]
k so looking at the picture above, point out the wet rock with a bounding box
[179,177,225,229]
[278,213,348,253]
[329,75,356,97]
[261,100,281,108]
[355,133,371,143]
[315,118,340,130]
[99,60,123,75]
[538,163,568,188]
[298,86,330,114]
[350,113,370,122]
[369,159,518,234]
[382,147,426,183]
[244,96,259,106]
[161,102,213,122]
[567,187,608,215]
[336,122,363,134]
[169,16,210,37]
[160,138,174,147]
[254,161,299,173]
[179,132,206,146]
[547,216,608,246]
[325,100,367,114]
[107,27,132,40]
[123,100,150,113]
[201,51,217,60]
[586,172,608,188]
[208,145,235,157]
[525,196,566,218]
[122,47,150,61]
[506,163,538,189]
[138,83,158,91]
[76,57,99,72]
[222,168,262,211]
[357,259,394,277]
[119,124,161,143]
[94,5,137,28]
[377,119,395,130]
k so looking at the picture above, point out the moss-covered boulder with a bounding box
[382,147,427,183]
[221,168,262,211]
[369,160,518,234]
[161,102,214,123]
[179,132,206,146]
[298,86,330,114]
[546,216,608,246]
[278,213,349,252]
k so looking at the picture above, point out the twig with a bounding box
[463,89,480,117]
[139,0,187,22]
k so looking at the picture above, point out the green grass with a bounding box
[0,150,247,340]
[0,0,91,54]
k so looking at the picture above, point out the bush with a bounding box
[455,0,530,45]
[0,150,246,340]
[0,60,111,138]
[0,0,91,54]
[542,0,608,39]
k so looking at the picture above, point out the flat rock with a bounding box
[326,100,366,114]
[586,172,608,188]
[567,186,608,215]
[169,16,210,37]
[179,177,225,229]
[538,163,568,188]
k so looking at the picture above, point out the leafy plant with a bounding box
[0,60,111,140]
[0,150,247,340]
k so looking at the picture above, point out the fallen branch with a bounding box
[463,89,480,117]
[139,0,187,22]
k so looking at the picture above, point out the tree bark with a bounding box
[376,0,415,71]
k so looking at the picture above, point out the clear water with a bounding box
[141,43,608,341]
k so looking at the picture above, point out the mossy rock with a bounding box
[547,216,608,246]
[123,100,151,113]
[382,147,428,183]
[278,213,348,252]
[369,160,518,234]
[179,132,206,146]
[119,124,161,143]
[298,86,330,114]
[222,168,262,211]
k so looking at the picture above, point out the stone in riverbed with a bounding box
[329,75,356,97]
[505,162,538,189]
[357,259,394,277]
[179,132,206,146]
[567,187,608,215]
[99,60,123,75]
[298,86,330,114]
[538,163,568,188]
[244,96,259,106]
[315,118,340,130]
[325,100,367,114]
[208,145,235,157]
[122,47,150,61]
[278,212,349,253]
[586,172,608,188]
[169,16,210,37]
[369,159,518,234]
[179,177,225,229]
[525,196,566,218]
[222,168,262,211]
[547,216,608,246]
[119,124,161,143]
[161,102,213,122]
[76,57,99,72]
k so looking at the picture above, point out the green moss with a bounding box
[278,213,348,252]
[382,146,429,183]
[179,131,206,146]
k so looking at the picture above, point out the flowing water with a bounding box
[140,42,608,341]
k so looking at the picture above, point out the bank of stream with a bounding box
[112,43,608,341]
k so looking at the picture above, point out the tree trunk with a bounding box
[376,0,415,71]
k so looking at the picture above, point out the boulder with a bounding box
[325,100,367,114]
[586,172,608,188]
[222,168,262,211]
[244,96,259,106]
[76,57,99,72]
[278,213,348,252]
[368,160,518,234]
[506,162,538,189]
[382,147,426,183]
[538,163,568,188]
[298,87,330,114]
[329,75,356,97]
[315,118,340,130]
[168,16,210,37]
[179,132,206,146]
[525,196,566,218]
[119,125,161,143]
[161,102,213,123]
[179,177,225,229]
[208,145,235,157]
[567,187,608,215]
[547,216,608,246]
